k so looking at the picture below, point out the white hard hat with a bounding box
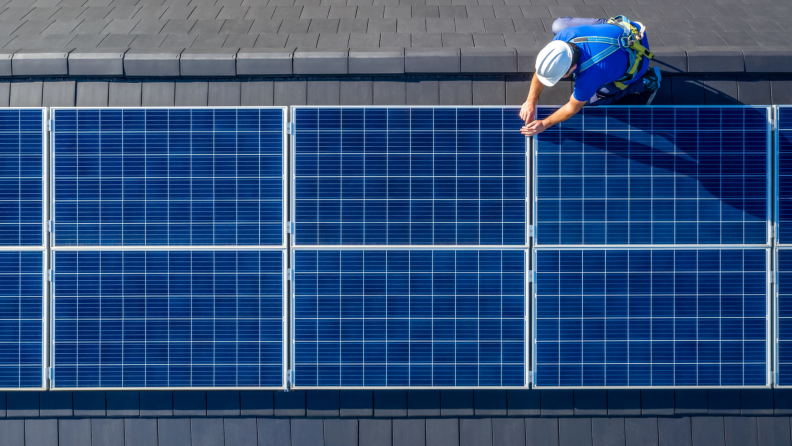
[535,41,574,87]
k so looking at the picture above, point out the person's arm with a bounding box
[519,73,545,123]
[520,94,586,136]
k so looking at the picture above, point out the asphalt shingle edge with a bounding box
[0,47,789,77]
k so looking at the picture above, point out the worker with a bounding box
[520,16,662,137]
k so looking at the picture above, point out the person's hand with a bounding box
[519,101,536,123]
[521,119,547,137]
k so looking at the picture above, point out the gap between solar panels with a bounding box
[47,107,289,390]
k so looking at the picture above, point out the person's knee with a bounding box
[552,17,609,34]
[551,17,573,35]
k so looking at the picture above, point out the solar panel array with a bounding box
[535,249,768,387]
[291,107,527,388]
[292,107,527,246]
[50,107,288,389]
[0,108,45,389]
[534,107,769,245]
[4,104,785,390]
[533,106,771,388]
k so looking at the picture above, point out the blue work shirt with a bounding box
[552,22,651,102]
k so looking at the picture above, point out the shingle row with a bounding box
[0,388,790,417]
[0,3,788,20]
[0,46,788,76]
[0,17,789,45]
[2,30,789,51]
[0,17,556,35]
[4,417,792,446]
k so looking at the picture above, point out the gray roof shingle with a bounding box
[0,0,781,75]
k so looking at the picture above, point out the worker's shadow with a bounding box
[611,78,741,106]
[543,111,768,223]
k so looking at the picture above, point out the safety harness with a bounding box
[568,15,654,90]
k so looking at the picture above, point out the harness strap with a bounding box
[570,36,621,72]
[578,45,619,72]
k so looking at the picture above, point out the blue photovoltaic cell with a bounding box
[0,251,43,388]
[293,250,525,387]
[293,108,527,246]
[52,250,284,388]
[534,249,768,387]
[776,249,792,385]
[52,108,285,247]
[0,109,44,246]
[777,108,792,244]
[535,107,769,245]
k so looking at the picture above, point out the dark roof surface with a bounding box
[0,1,788,76]
[0,75,787,107]
[0,389,790,446]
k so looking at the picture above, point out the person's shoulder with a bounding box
[551,29,572,41]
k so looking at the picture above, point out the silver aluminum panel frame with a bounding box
[49,247,288,391]
[290,106,530,250]
[49,107,289,250]
[532,105,773,248]
[289,246,530,389]
[531,246,772,389]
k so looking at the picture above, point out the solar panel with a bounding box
[776,248,792,385]
[534,107,770,245]
[534,248,769,387]
[51,250,286,389]
[51,108,287,247]
[0,109,45,247]
[0,251,44,388]
[292,249,526,387]
[291,107,527,246]
[777,107,792,244]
